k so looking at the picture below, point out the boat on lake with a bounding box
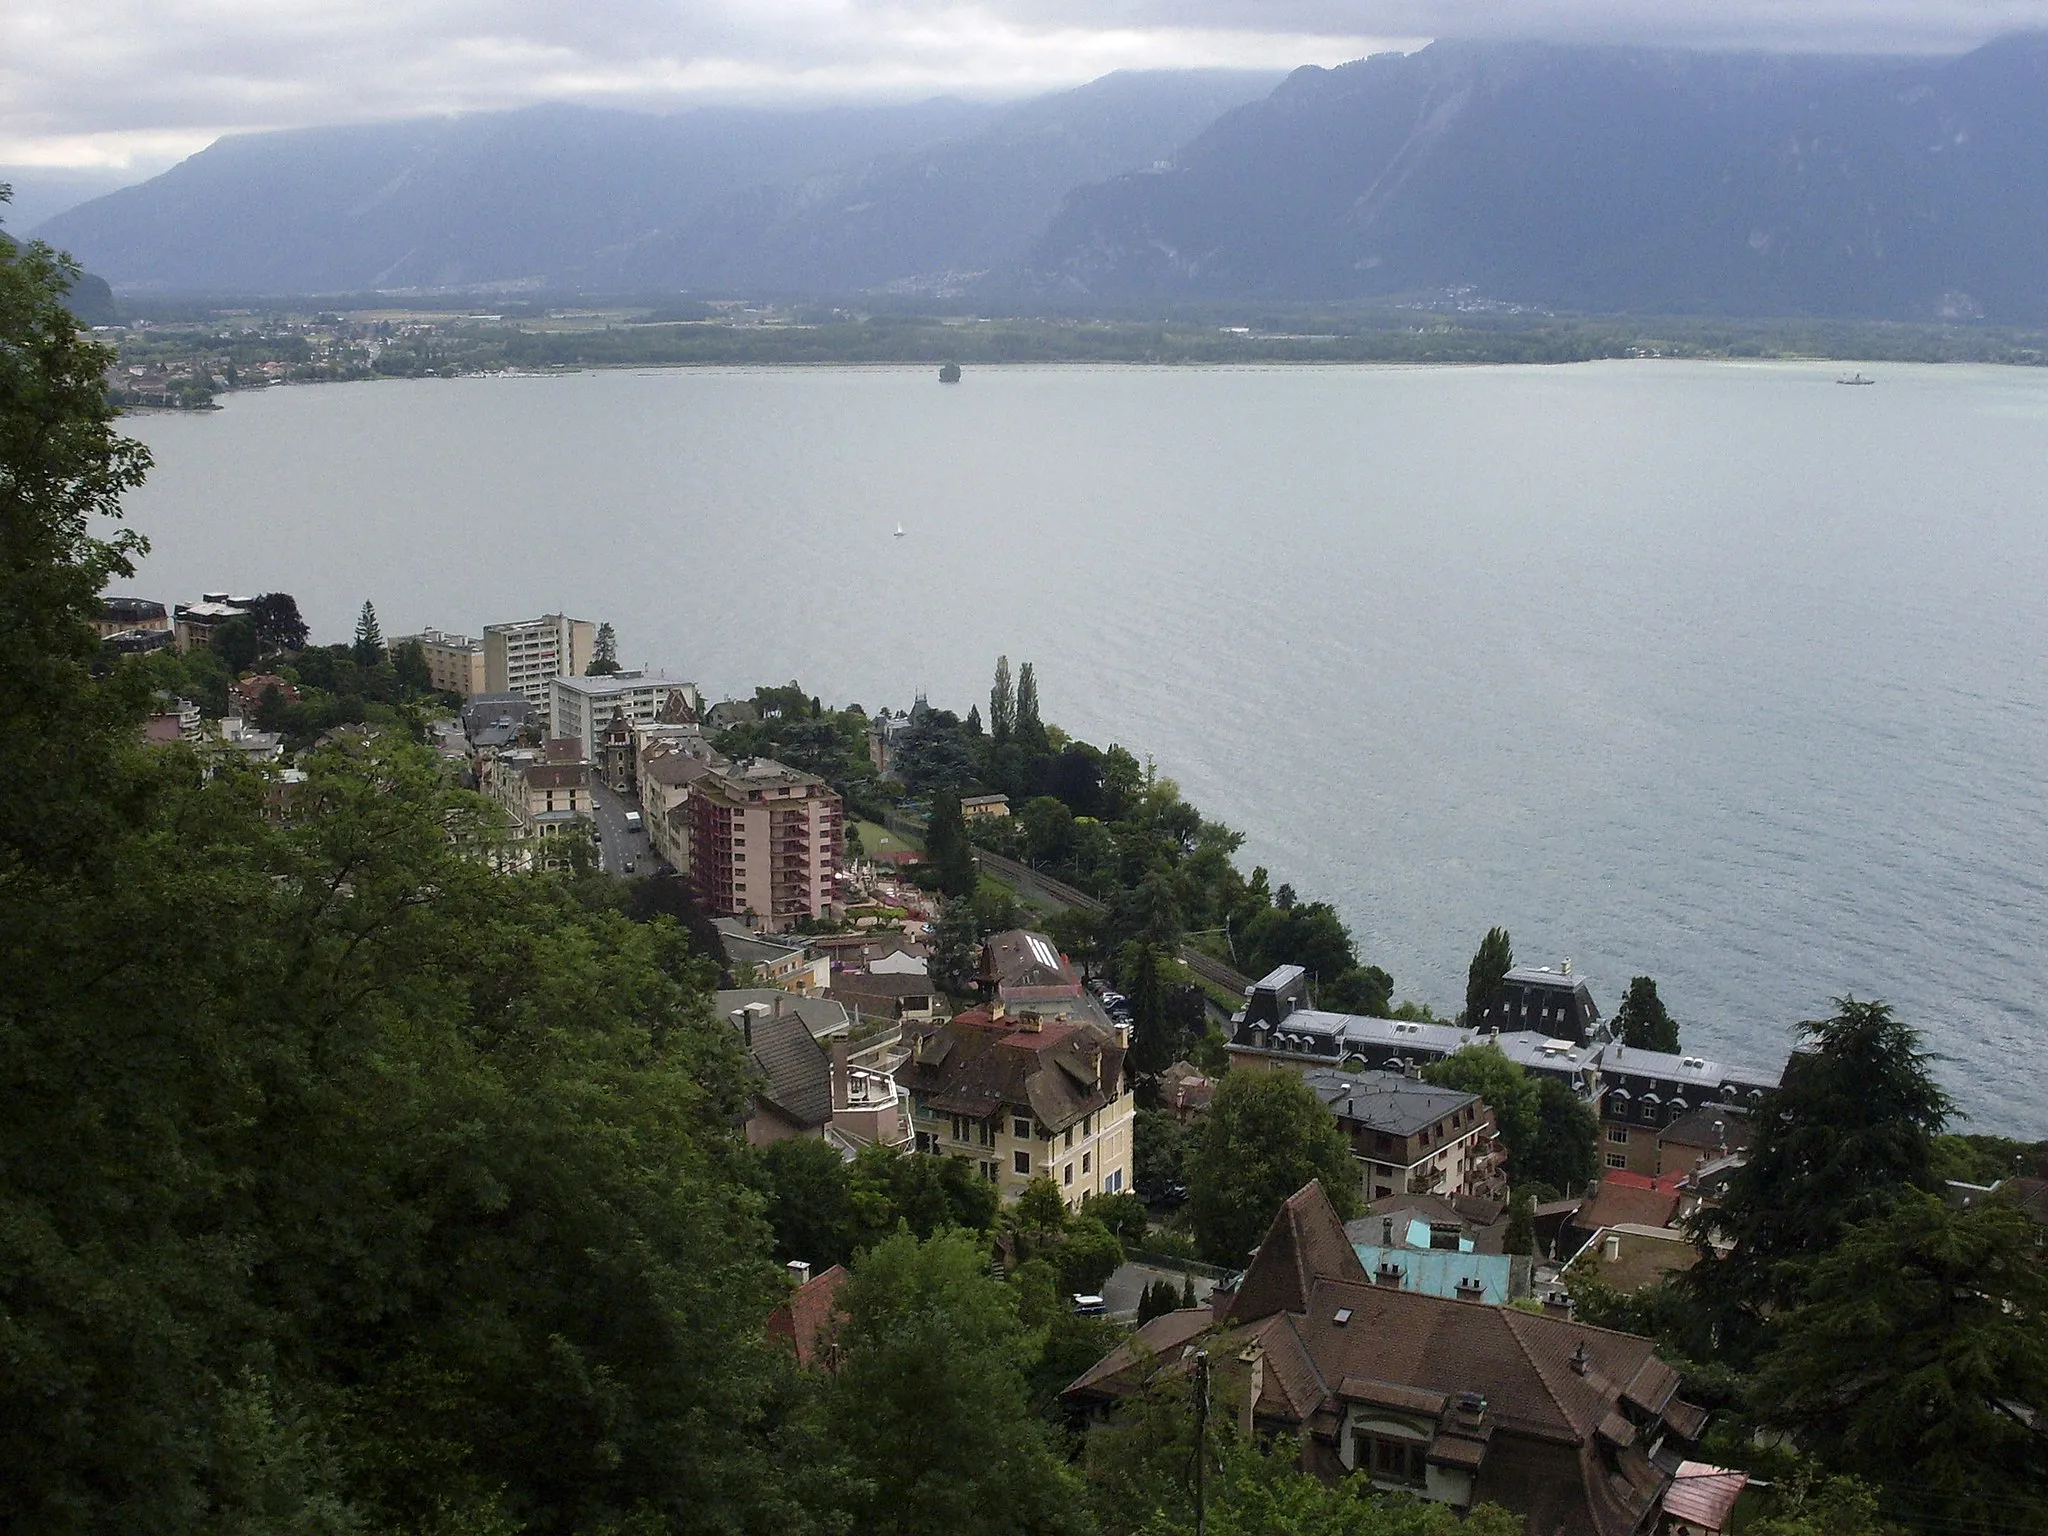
[1837,372,1877,385]
[894,522,906,538]
[939,362,962,384]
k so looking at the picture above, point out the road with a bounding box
[1100,1261,1217,1321]
[588,778,654,876]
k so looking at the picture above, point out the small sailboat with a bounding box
[894,522,906,539]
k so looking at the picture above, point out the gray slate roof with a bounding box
[1303,1068,1480,1137]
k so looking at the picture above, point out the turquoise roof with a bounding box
[1352,1243,1514,1305]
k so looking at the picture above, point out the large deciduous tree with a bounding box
[816,1228,1087,1536]
[1187,1070,1361,1264]
[1423,1044,1543,1189]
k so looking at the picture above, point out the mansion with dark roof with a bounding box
[1226,964,1788,1183]
[1064,1182,1710,1536]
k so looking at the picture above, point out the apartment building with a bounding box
[686,758,843,928]
[389,628,486,696]
[173,593,253,652]
[1303,1069,1506,1204]
[1478,963,1602,1044]
[549,670,700,760]
[1595,1044,1781,1177]
[487,737,593,871]
[897,1007,1135,1205]
[482,614,596,727]
[97,596,169,639]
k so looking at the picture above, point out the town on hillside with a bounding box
[98,584,2048,1536]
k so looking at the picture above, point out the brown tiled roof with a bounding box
[1063,1308,1214,1398]
[1576,1180,1680,1235]
[766,1264,850,1369]
[520,763,588,790]
[898,1011,1122,1135]
[1068,1180,1704,1536]
[981,929,1081,995]
[1226,1181,1370,1318]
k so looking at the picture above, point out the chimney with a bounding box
[1016,1012,1040,1032]
[1239,1343,1265,1439]
[831,1039,851,1112]
[787,1260,811,1286]
[772,993,785,1020]
[729,1008,752,1049]
[1543,1293,1574,1320]
[1381,1217,1394,1247]
[1570,1341,1592,1376]
[1604,1233,1622,1262]
[1376,1261,1405,1289]
[1454,1276,1484,1302]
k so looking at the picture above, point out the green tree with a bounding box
[1136,1277,1182,1323]
[1614,975,1679,1052]
[1124,941,1173,1078]
[1465,926,1513,1024]
[1502,1193,1535,1256]
[586,621,621,675]
[1014,661,1045,750]
[246,591,308,650]
[1685,997,1951,1329]
[1014,1175,1069,1244]
[210,614,260,674]
[350,599,381,665]
[818,1228,1086,1536]
[1187,1070,1361,1264]
[930,898,982,997]
[1523,1074,1600,1197]
[990,655,1015,745]
[1054,1213,1125,1295]
[925,788,977,900]
[1422,1045,1543,1189]
[1134,1108,1188,1193]
[1748,1194,2048,1532]
[391,636,431,693]
[1020,794,1075,865]
[757,1133,857,1267]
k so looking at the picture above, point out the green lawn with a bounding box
[854,820,922,859]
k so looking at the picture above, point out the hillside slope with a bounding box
[1029,36,2048,322]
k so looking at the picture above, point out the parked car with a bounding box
[623,858,635,873]
[1071,1294,1107,1317]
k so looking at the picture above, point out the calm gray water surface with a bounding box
[122,362,2048,1135]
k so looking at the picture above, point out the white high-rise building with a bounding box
[482,614,595,729]
[549,671,700,760]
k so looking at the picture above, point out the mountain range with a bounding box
[30,37,2048,322]
[29,73,1281,298]
[1032,36,2048,321]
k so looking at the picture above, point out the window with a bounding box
[1014,1150,1031,1176]
[1064,1127,1074,1150]
[1063,1164,1073,1187]
[1105,1170,1122,1193]
[1607,1126,1630,1144]
[1359,1435,1426,1486]
[1082,1152,1091,1173]
[1083,1113,1093,1136]
[1013,1117,1031,1139]
[1606,1151,1629,1170]
[980,1161,998,1183]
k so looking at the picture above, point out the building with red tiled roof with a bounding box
[766,1262,850,1371]
[1064,1181,1709,1536]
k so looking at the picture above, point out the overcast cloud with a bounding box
[5,0,2044,174]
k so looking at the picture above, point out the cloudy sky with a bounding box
[4,0,2042,179]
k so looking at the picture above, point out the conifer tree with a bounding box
[989,655,1015,744]
[587,621,621,675]
[1465,926,1513,1025]
[1015,661,1044,748]
[351,599,382,665]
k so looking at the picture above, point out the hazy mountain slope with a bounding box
[1030,36,2048,321]
[605,69,1284,292]
[30,100,1000,294]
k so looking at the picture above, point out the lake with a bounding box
[121,361,2048,1135]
